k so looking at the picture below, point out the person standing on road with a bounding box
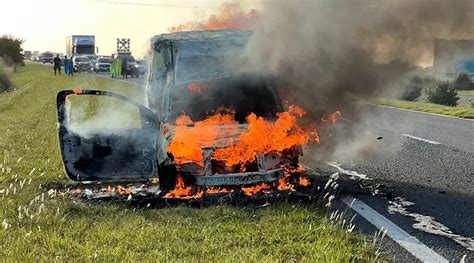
[68,57,74,76]
[122,58,129,79]
[63,56,70,75]
[110,58,117,78]
[116,57,122,78]
[53,54,62,76]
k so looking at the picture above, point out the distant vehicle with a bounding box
[42,52,54,64]
[136,59,147,75]
[92,57,111,73]
[113,53,139,78]
[23,51,32,60]
[65,35,98,58]
[72,56,92,73]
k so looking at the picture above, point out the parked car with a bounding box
[114,53,139,78]
[72,56,92,73]
[92,57,111,73]
[136,59,147,75]
[42,52,54,64]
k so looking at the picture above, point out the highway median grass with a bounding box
[457,90,474,97]
[0,63,382,261]
[374,98,474,119]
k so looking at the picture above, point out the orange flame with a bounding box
[168,2,259,32]
[165,106,341,198]
[213,105,310,167]
[167,112,238,165]
[242,183,270,196]
[299,177,311,187]
[206,187,231,195]
[73,88,82,95]
[164,175,204,199]
[322,111,342,125]
[187,83,206,94]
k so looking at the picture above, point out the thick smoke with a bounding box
[245,0,474,117]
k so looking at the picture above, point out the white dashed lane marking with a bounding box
[342,195,449,263]
[401,134,442,145]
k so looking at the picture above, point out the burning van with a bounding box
[56,30,318,197]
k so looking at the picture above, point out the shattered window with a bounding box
[66,95,141,132]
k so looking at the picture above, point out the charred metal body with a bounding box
[56,30,303,195]
[194,148,284,186]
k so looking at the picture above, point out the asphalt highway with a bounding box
[306,105,473,262]
[99,69,473,261]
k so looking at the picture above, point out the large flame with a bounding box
[165,106,341,199]
[168,2,259,32]
[167,112,238,165]
[213,105,311,167]
[167,105,313,167]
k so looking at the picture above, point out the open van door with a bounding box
[56,89,164,181]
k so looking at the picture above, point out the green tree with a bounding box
[0,35,24,65]
[427,82,459,106]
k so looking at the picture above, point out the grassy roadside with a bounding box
[0,63,382,261]
[374,98,474,119]
[457,90,474,97]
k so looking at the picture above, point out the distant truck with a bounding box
[65,35,97,58]
[23,51,32,60]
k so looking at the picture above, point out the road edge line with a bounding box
[372,104,474,122]
[341,195,449,263]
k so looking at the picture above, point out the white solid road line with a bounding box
[342,195,449,263]
[401,134,442,145]
[373,104,474,122]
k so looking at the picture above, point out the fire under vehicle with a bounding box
[56,30,308,196]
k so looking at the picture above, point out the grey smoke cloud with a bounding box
[245,0,474,116]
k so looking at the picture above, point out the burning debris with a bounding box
[67,183,161,200]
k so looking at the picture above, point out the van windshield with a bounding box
[75,57,90,63]
[174,37,249,84]
[98,58,110,63]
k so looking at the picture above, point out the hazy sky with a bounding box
[0,0,260,57]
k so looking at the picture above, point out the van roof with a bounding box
[151,30,252,45]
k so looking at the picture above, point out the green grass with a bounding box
[375,98,474,119]
[457,90,474,97]
[0,63,382,261]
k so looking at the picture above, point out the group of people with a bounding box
[52,54,128,78]
[110,57,131,79]
[52,54,74,76]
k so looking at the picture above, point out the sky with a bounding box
[0,0,260,57]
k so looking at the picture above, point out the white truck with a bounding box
[65,35,97,58]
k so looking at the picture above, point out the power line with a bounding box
[101,1,224,9]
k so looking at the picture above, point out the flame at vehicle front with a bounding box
[165,105,341,199]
